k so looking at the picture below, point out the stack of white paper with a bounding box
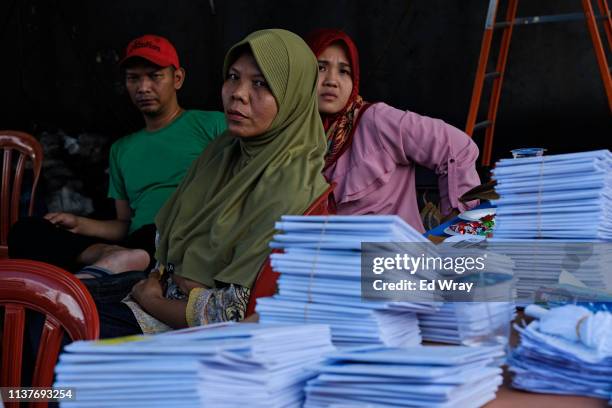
[257,215,438,348]
[55,323,334,407]
[509,321,612,400]
[491,150,612,240]
[418,302,515,345]
[480,240,612,302]
[417,240,516,345]
[489,150,612,301]
[304,346,504,408]
[270,215,434,250]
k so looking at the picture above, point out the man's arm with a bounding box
[44,199,132,241]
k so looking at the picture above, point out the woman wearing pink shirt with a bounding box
[306,29,481,233]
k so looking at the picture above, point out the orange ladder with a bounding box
[466,0,612,166]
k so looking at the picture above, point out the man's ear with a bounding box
[174,67,186,90]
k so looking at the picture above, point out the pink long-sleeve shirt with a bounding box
[324,102,481,233]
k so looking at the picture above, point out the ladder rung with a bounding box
[473,121,493,131]
[495,13,609,29]
[494,21,512,29]
[484,71,501,80]
[516,13,609,25]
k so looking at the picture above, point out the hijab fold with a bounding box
[155,29,328,288]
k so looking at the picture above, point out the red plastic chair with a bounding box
[0,131,44,258]
[246,183,337,316]
[0,260,99,408]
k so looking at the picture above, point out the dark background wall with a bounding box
[1,0,610,213]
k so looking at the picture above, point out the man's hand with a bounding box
[131,274,164,307]
[44,212,81,233]
[43,200,131,241]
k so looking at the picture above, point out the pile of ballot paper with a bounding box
[490,150,612,301]
[256,215,438,348]
[416,240,516,346]
[54,323,334,407]
[304,345,504,408]
[418,302,515,346]
[485,241,612,302]
[508,319,612,400]
[491,149,612,240]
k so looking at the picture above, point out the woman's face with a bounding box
[222,53,278,138]
[316,43,353,115]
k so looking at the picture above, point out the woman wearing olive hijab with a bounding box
[96,29,329,337]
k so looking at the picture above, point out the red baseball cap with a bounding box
[120,34,180,69]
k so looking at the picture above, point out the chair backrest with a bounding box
[0,259,99,405]
[246,184,337,316]
[0,131,44,256]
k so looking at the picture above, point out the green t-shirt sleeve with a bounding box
[194,111,226,146]
[108,141,128,200]
[214,111,227,138]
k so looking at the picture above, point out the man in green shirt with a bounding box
[9,35,226,272]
